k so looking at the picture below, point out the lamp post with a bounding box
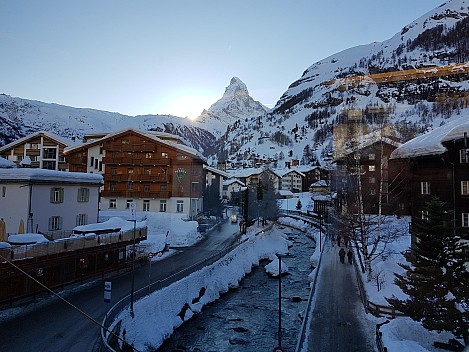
[129,202,137,318]
[319,213,323,252]
[274,254,285,352]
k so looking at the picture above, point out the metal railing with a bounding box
[100,225,269,352]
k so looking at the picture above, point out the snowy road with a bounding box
[0,218,241,352]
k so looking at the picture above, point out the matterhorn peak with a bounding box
[197,77,269,136]
[223,77,249,98]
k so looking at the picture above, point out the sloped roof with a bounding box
[390,116,469,159]
[64,128,206,162]
[0,131,73,153]
[0,168,103,185]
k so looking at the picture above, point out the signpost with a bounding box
[104,281,112,303]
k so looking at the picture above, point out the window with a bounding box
[16,155,23,162]
[99,146,103,154]
[160,184,167,192]
[50,188,64,203]
[77,188,89,202]
[177,154,188,160]
[369,177,376,184]
[76,214,88,226]
[110,183,117,191]
[144,168,151,175]
[162,152,169,158]
[368,165,375,172]
[421,181,430,195]
[29,143,39,149]
[143,184,150,192]
[90,156,94,167]
[127,168,134,174]
[111,168,117,175]
[143,200,150,212]
[177,200,184,212]
[370,189,376,195]
[463,213,469,227]
[160,200,167,212]
[94,159,98,169]
[145,153,153,159]
[30,156,37,162]
[127,182,133,190]
[43,148,57,159]
[2,186,5,197]
[109,199,116,209]
[461,181,469,195]
[161,168,167,175]
[126,199,133,209]
[48,216,62,231]
[368,153,375,160]
[421,210,430,222]
[121,139,130,145]
[99,161,103,172]
[42,160,56,170]
[460,149,469,163]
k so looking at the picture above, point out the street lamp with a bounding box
[274,254,285,352]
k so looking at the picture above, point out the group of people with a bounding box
[333,234,353,264]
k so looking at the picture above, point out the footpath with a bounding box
[306,238,376,352]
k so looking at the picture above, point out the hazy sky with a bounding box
[1,1,444,118]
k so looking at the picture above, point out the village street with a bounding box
[0,219,242,352]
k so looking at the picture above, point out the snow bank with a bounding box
[112,228,290,351]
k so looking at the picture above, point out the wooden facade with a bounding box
[390,139,469,239]
[334,139,399,215]
[0,131,69,171]
[64,129,205,217]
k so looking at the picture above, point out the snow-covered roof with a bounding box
[0,130,74,153]
[276,168,305,178]
[0,157,16,168]
[228,167,263,178]
[390,116,469,159]
[338,131,401,159]
[310,180,329,187]
[223,179,245,187]
[64,128,206,162]
[278,190,295,197]
[203,165,229,178]
[0,168,103,185]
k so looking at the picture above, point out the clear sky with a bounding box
[1,0,444,119]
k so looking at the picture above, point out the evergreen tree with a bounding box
[296,199,302,210]
[387,198,468,345]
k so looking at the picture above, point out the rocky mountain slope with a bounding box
[217,0,469,169]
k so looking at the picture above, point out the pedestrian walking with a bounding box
[336,235,341,247]
[347,249,353,264]
[339,248,346,264]
[344,235,349,248]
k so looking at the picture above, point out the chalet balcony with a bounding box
[105,174,171,182]
[106,143,156,153]
[66,156,87,165]
[100,190,170,198]
[102,157,171,166]
[26,149,40,156]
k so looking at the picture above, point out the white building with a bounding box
[222,179,245,202]
[277,169,305,193]
[0,168,103,238]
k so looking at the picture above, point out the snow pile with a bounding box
[7,233,49,245]
[112,228,290,351]
[265,256,289,277]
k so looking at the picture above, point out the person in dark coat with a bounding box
[336,235,341,247]
[347,249,353,264]
[339,247,346,264]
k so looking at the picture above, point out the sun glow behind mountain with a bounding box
[164,94,218,120]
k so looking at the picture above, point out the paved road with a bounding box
[308,239,375,352]
[0,217,241,352]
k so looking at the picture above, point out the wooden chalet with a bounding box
[389,117,469,243]
[64,129,206,218]
[0,131,71,171]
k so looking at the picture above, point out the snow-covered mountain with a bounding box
[196,77,269,137]
[218,0,469,169]
[0,76,267,153]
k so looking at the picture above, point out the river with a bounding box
[157,226,316,352]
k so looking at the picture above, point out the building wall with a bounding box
[0,182,100,236]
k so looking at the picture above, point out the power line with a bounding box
[0,253,139,352]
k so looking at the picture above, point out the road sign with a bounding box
[104,281,112,303]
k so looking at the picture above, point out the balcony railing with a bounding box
[105,174,170,182]
[100,190,170,198]
[102,157,170,166]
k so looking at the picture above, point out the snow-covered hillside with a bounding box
[217,0,469,170]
